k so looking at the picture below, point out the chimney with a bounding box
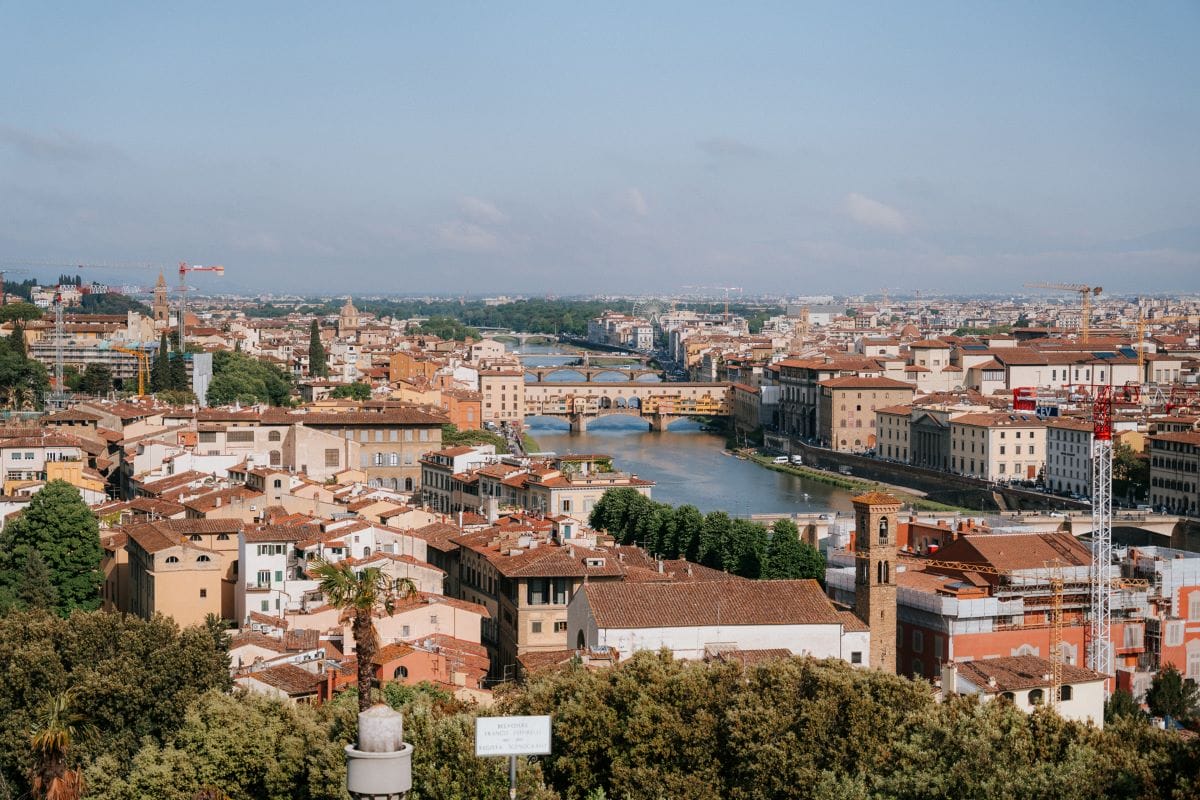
[657,558,664,573]
[987,676,997,688]
[215,496,222,507]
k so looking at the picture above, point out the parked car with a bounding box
[790,455,804,465]
[772,456,790,464]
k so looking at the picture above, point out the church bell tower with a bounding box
[852,491,900,673]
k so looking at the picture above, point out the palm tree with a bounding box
[30,690,90,800]
[311,559,417,712]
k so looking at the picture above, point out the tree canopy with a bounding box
[588,488,807,580]
[207,351,294,406]
[0,481,102,615]
[329,382,371,401]
[0,610,232,797]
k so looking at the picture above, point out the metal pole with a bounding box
[509,754,517,800]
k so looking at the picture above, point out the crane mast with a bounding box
[177,262,225,348]
[1089,385,1114,677]
[1025,282,1102,342]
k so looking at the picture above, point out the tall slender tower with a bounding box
[152,272,170,329]
[852,491,900,673]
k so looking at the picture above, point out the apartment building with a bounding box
[816,376,915,453]
[776,356,884,441]
[478,370,526,424]
[1148,432,1200,515]
[1044,417,1094,498]
[420,445,498,513]
[949,412,1046,482]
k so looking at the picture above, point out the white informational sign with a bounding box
[475,715,552,757]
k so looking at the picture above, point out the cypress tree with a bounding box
[309,320,327,378]
[169,351,188,391]
[151,333,170,392]
[8,321,25,357]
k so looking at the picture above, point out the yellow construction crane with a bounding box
[1124,311,1199,379]
[1025,282,1103,342]
[112,345,150,397]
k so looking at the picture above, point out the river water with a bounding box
[515,343,858,515]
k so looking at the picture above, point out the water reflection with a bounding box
[525,416,857,516]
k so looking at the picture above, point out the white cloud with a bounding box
[844,192,909,233]
[434,220,500,253]
[626,187,649,217]
[458,196,507,224]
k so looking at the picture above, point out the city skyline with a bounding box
[2,2,1198,294]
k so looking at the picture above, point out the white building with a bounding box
[941,654,1107,728]
[1045,417,1094,497]
[567,579,870,667]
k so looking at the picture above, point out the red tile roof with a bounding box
[582,579,842,628]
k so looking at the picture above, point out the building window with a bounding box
[555,621,568,633]
[1189,594,1200,620]
[260,600,269,612]
[227,430,255,443]
[268,430,282,442]
[165,556,179,564]
[1028,689,1045,705]
[531,621,542,634]
[325,448,340,468]
[199,588,207,598]
[527,578,549,605]
[912,629,923,653]
[1059,685,1073,702]
[197,555,211,563]
[850,651,862,664]
[401,625,410,637]
[393,665,408,679]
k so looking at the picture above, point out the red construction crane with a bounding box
[176,262,225,347]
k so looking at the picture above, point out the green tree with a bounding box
[725,519,768,578]
[0,481,102,614]
[440,423,509,454]
[77,364,114,395]
[207,351,293,406]
[151,333,170,392]
[764,519,805,579]
[168,351,189,392]
[1113,443,1149,503]
[1146,664,1199,722]
[15,550,59,611]
[9,320,26,356]
[1104,688,1143,724]
[308,319,327,378]
[698,511,732,570]
[0,610,232,796]
[330,382,371,401]
[310,560,416,712]
[671,504,704,561]
[0,302,44,322]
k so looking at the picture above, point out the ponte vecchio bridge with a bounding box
[523,381,733,432]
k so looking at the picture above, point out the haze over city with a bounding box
[2,2,1198,295]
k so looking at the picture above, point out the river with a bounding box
[515,342,858,515]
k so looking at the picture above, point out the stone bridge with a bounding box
[524,381,732,432]
[523,366,664,382]
[477,330,555,347]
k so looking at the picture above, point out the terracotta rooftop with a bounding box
[955,654,1107,693]
[582,579,843,629]
[240,663,323,696]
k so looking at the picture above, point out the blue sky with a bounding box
[1,2,1197,295]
